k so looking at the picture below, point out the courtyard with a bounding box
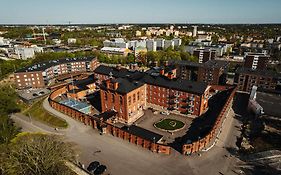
[134,109,194,144]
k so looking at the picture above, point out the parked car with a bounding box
[160,111,170,115]
[87,161,100,174]
[94,165,107,175]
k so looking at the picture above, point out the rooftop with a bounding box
[236,67,281,78]
[95,65,209,95]
[121,125,163,142]
[100,77,145,94]
[16,57,96,73]
[60,99,91,114]
[256,90,281,118]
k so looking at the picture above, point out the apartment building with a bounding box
[14,57,99,89]
[235,67,281,92]
[244,53,270,70]
[193,48,216,63]
[169,60,228,85]
[94,65,210,117]
[100,78,146,124]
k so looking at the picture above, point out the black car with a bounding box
[87,161,100,174]
[94,165,107,175]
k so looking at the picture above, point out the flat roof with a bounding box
[16,57,96,73]
[60,99,91,113]
[236,67,281,78]
[121,125,163,142]
[256,90,281,118]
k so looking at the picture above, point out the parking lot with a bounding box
[134,109,194,144]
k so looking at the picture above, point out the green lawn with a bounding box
[23,98,68,128]
[154,118,185,131]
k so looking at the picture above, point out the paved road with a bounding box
[12,97,243,175]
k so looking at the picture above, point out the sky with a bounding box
[1,0,281,24]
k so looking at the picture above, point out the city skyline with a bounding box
[1,0,281,24]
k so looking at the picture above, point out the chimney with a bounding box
[106,79,110,89]
[159,68,165,75]
[113,82,119,90]
[167,72,175,79]
[116,64,122,70]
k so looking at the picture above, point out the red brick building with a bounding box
[193,48,216,63]
[234,67,281,92]
[100,78,146,124]
[95,65,210,117]
[14,57,99,89]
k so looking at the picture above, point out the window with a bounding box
[105,93,108,100]
[128,96,131,105]
[137,92,140,101]
[112,93,115,103]
[120,96,123,105]
[133,94,136,103]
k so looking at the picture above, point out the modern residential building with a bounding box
[244,52,270,70]
[101,47,131,56]
[169,60,229,85]
[173,38,182,47]
[198,60,228,85]
[14,57,99,89]
[155,38,165,50]
[193,48,216,63]
[146,39,157,51]
[14,45,43,60]
[234,67,281,92]
[103,38,128,48]
[164,40,175,49]
[192,26,198,37]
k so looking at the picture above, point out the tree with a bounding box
[0,116,20,144]
[0,133,77,175]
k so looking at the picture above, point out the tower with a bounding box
[192,26,198,37]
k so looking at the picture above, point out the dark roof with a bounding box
[73,75,96,90]
[203,60,229,69]
[256,90,281,118]
[95,65,208,95]
[95,111,117,121]
[100,78,145,94]
[94,65,140,78]
[16,57,96,73]
[141,74,208,95]
[121,125,163,142]
[236,67,281,78]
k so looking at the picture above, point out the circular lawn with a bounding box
[154,118,185,131]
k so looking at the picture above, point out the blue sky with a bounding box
[1,0,281,24]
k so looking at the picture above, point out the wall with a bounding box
[182,86,237,155]
[49,86,171,155]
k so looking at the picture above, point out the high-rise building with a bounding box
[244,53,269,70]
[192,26,198,37]
[193,48,216,63]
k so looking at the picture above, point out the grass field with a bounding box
[154,118,185,131]
[23,98,68,128]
